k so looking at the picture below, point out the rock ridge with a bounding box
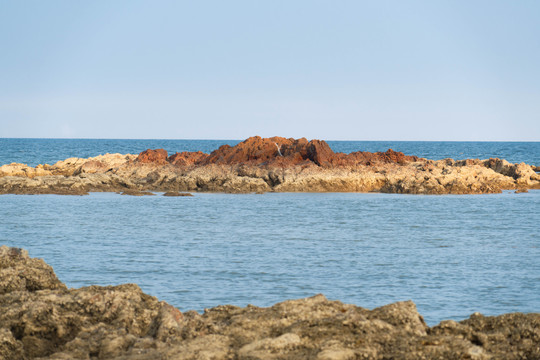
[1,246,539,359]
[1,136,539,195]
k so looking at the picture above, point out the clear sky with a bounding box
[1,0,539,140]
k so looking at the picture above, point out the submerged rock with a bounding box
[0,246,539,359]
[163,191,194,197]
[119,190,155,196]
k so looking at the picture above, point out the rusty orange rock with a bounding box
[137,149,168,164]
[168,151,208,167]
[136,137,418,169]
[202,136,288,165]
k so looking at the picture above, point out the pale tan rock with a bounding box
[48,153,136,176]
[0,163,52,178]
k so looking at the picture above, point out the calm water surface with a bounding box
[1,139,539,325]
[1,191,539,325]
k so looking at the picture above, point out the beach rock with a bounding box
[0,163,52,178]
[1,137,539,195]
[0,247,539,359]
[0,246,66,294]
[45,153,136,176]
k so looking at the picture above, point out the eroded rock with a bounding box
[168,151,208,166]
[0,247,539,359]
[136,149,168,164]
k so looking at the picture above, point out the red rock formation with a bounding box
[133,137,419,169]
[306,140,335,167]
[347,149,420,166]
[168,151,208,167]
[131,137,420,171]
[202,136,291,165]
[137,149,168,164]
[196,136,419,168]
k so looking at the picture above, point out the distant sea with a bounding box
[1,138,539,325]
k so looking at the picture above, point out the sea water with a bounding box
[0,139,539,325]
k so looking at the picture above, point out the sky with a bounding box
[0,0,539,141]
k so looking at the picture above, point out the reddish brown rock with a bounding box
[198,136,418,168]
[306,139,335,167]
[136,149,168,164]
[279,137,310,158]
[168,151,208,167]
[348,149,420,166]
[205,136,323,166]
[202,136,290,165]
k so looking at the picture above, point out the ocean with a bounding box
[1,139,539,325]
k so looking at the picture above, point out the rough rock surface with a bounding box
[0,246,539,359]
[136,149,168,165]
[1,136,539,195]
[168,151,208,167]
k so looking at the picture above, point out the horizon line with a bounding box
[1,137,539,143]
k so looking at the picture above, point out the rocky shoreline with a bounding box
[1,136,539,195]
[0,246,538,359]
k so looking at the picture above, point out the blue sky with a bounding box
[1,0,539,140]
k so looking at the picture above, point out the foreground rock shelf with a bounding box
[1,136,539,195]
[1,246,539,359]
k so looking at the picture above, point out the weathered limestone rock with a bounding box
[0,247,66,294]
[0,163,52,178]
[0,247,539,359]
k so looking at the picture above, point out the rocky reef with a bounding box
[1,246,539,359]
[1,136,539,195]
